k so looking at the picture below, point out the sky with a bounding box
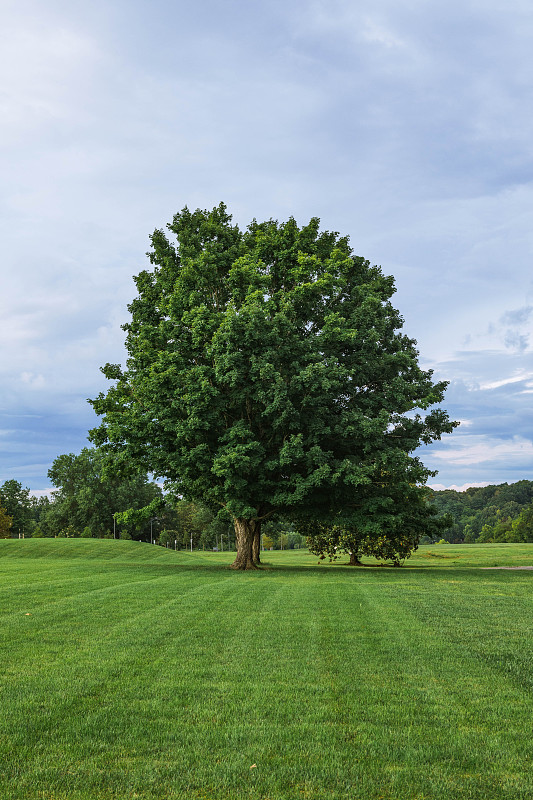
[1,0,532,494]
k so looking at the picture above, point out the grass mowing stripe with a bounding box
[1,573,245,703]
[2,571,291,799]
[1,541,533,799]
[358,574,531,794]
[364,568,533,692]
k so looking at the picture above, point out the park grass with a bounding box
[1,540,533,799]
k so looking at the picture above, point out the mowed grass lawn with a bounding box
[1,541,533,800]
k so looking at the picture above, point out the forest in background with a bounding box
[0,448,303,551]
[428,481,533,543]
[2,450,533,548]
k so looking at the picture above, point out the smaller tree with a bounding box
[362,529,420,567]
[0,480,32,537]
[304,520,368,565]
[172,501,200,549]
[113,497,165,541]
[29,495,53,537]
[508,504,533,543]
[286,532,303,549]
[206,508,234,551]
[159,529,179,548]
[477,523,495,543]
[57,525,80,538]
[491,519,513,542]
[305,489,451,566]
[45,448,162,538]
[463,523,476,543]
[262,533,275,550]
[0,504,13,538]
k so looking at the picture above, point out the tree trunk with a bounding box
[252,521,262,564]
[349,551,363,566]
[230,518,258,570]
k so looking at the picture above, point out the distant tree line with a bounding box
[427,481,533,543]
[0,446,438,563]
[0,444,444,563]
[5,451,532,552]
[0,448,305,551]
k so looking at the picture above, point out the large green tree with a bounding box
[90,204,456,569]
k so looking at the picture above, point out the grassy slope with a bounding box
[1,540,533,800]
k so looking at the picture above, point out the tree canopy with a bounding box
[0,502,13,539]
[429,481,533,543]
[304,492,452,567]
[90,204,457,568]
[45,447,162,539]
[0,480,32,537]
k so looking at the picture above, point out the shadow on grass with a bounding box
[3,540,531,582]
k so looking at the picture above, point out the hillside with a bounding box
[429,480,533,543]
[0,537,202,562]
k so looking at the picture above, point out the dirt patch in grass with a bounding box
[420,551,458,559]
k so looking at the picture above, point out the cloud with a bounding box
[0,22,98,140]
[29,488,55,499]
[419,353,533,485]
[360,17,406,49]
[20,373,46,390]
[501,306,533,327]
[503,331,529,352]
[430,435,533,467]
[429,482,493,492]
[495,305,533,353]
[479,372,533,391]
[2,0,533,492]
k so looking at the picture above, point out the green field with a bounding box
[1,540,533,800]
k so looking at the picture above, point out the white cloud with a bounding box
[20,373,46,390]
[0,20,99,146]
[2,0,533,491]
[431,436,533,466]
[479,372,533,391]
[29,488,55,499]
[360,16,406,49]
[429,482,492,492]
